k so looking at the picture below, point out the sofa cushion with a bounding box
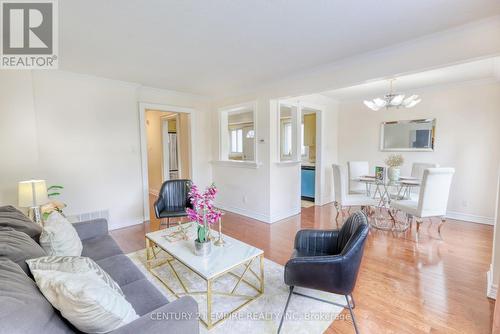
[31,266,139,333]
[39,212,83,256]
[120,279,169,316]
[0,205,22,213]
[0,227,46,275]
[26,256,124,297]
[81,235,123,261]
[0,257,69,334]
[97,254,145,287]
[0,206,42,242]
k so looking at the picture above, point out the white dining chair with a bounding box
[333,164,378,222]
[400,162,440,199]
[347,161,370,195]
[390,168,455,238]
[412,162,440,179]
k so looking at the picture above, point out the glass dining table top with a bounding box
[356,176,420,186]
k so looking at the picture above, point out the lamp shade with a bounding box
[18,180,48,207]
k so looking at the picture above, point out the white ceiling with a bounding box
[321,57,500,101]
[59,1,500,97]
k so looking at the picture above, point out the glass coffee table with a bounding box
[145,223,264,329]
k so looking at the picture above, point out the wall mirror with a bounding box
[380,119,436,151]
[219,102,256,162]
[278,103,298,161]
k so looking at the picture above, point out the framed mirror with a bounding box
[380,119,436,151]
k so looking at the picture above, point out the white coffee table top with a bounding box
[146,223,263,280]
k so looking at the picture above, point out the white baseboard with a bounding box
[108,218,144,231]
[216,202,303,224]
[446,211,495,225]
[270,207,301,223]
[215,203,273,224]
[487,264,498,299]
[318,195,334,207]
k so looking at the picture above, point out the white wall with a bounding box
[0,72,39,204]
[209,17,500,224]
[269,94,340,222]
[212,98,272,222]
[211,94,339,224]
[0,71,212,230]
[337,81,500,224]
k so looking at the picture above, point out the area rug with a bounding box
[127,249,346,333]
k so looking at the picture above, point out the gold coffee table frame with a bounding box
[145,237,264,329]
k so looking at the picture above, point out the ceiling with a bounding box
[59,1,500,97]
[321,57,500,101]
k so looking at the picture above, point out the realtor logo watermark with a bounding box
[1,0,58,69]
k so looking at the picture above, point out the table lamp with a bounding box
[18,180,48,225]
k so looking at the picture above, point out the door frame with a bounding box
[160,116,171,182]
[298,102,324,206]
[139,102,194,221]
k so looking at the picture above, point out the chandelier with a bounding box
[363,79,421,111]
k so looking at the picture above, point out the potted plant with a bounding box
[40,185,66,221]
[186,184,222,256]
[385,154,404,182]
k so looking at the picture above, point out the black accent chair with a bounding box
[278,211,370,334]
[153,179,193,228]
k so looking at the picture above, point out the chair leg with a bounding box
[416,219,422,234]
[345,294,360,334]
[349,294,355,309]
[334,202,341,222]
[278,286,294,334]
[167,217,170,228]
[438,217,446,238]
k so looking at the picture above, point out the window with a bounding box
[219,102,256,162]
[281,121,292,157]
[279,103,297,161]
[230,128,243,153]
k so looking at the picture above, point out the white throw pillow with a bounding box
[31,269,139,333]
[40,212,83,256]
[26,256,124,297]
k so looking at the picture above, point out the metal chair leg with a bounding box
[278,286,294,334]
[416,219,422,234]
[345,294,360,334]
[438,217,446,238]
[349,294,355,309]
[334,203,340,223]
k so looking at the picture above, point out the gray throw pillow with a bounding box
[0,207,42,242]
[0,227,46,275]
[0,258,68,334]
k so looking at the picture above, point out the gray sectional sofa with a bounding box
[0,206,199,334]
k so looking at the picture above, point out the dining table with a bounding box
[356,175,420,206]
[354,175,420,232]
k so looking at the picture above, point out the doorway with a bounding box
[139,103,193,222]
[300,106,320,208]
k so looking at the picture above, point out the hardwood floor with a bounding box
[111,195,494,333]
